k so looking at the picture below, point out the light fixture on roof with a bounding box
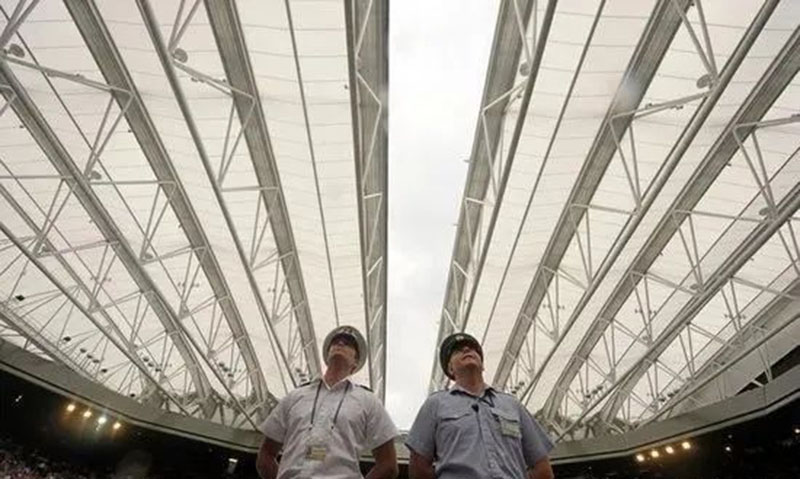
[97,416,107,425]
[650,450,660,459]
[83,409,92,419]
[696,73,712,89]
[7,43,24,58]
[635,453,645,463]
[88,170,102,180]
[665,445,675,454]
[66,403,76,413]
[113,421,122,431]
[172,48,188,63]
[681,441,691,450]
[724,445,732,453]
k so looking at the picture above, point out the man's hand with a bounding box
[528,457,554,479]
[255,437,282,479]
[366,439,399,479]
[408,450,435,479]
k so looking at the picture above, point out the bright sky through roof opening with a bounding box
[386,0,501,429]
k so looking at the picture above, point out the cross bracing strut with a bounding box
[544,24,800,435]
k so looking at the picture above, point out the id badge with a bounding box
[305,445,328,461]
[500,418,522,438]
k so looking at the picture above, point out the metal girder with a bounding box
[0,63,217,407]
[545,24,800,431]
[647,278,800,423]
[59,0,270,406]
[521,0,779,405]
[171,0,321,382]
[492,0,698,389]
[345,0,389,399]
[429,0,555,391]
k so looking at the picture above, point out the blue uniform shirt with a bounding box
[405,384,553,478]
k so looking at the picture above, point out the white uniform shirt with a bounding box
[260,378,398,479]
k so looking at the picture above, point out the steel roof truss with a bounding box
[513,0,779,407]
[430,0,559,391]
[346,0,390,398]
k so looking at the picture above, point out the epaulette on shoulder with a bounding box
[493,388,514,398]
[297,379,318,389]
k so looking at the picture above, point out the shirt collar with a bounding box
[320,376,352,391]
[449,382,495,398]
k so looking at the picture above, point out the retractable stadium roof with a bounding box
[0,0,387,429]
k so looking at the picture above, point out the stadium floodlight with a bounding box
[681,441,692,450]
[665,446,675,454]
[66,404,76,413]
[650,450,660,459]
[98,416,107,425]
[635,454,646,463]
[113,422,122,431]
[83,409,92,419]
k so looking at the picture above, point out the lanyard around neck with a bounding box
[310,380,351,429]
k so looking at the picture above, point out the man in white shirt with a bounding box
[256,326,398,479]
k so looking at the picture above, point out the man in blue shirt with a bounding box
[406,333,554,479]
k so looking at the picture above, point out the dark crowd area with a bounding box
[1,367,799,478]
